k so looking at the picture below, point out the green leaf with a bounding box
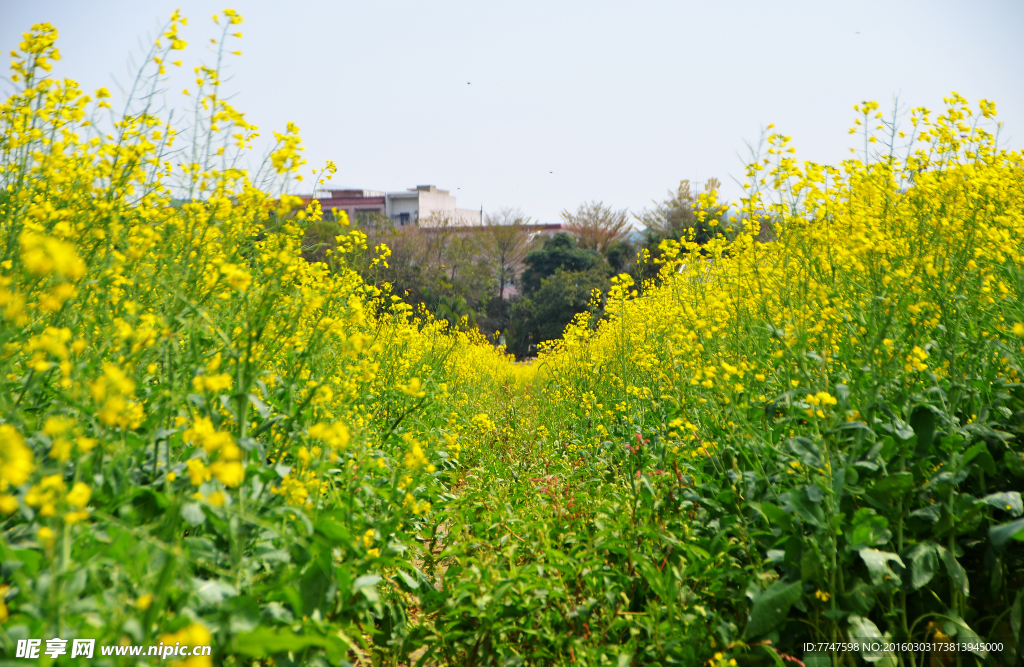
[978,492,1023,517]
[801,547,825,582]
[904,542,938,590]
[842,580,876,615]
[891,418,915,441]
[834,420,871,435]
[396,569,420,590]
[849,509,891,550]
[963,442,989,464]
[804,653,831,667]
[989,518,1024,548]
[964,423,1013,443]
[940,433,964,452]
[908,505,940,524]
[315,515,352,546]
[963,443,997,475]
[743,580,802,639]
[231,626,345,660]
[759,502,792,531]
[936,545,969,596]
[848,615,884,661]
[1010,591,1022,642]
[787,487,826,529]
[858,548,904,587]
[3,547,42,578]
[353,574,381,602]
[943,614,988,659]
[879,436,897,461]
[247,392,271,418]
[787,437,824,469]
[866,472,913,503]
[64,569,87,598]
[909,407,935,451]
[180,502,205,527]
[193,578,236,607]
[1006,451,1024,479]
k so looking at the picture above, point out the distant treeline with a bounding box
[302,178,766,357]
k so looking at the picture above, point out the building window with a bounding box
[398,212,410,225]
[355,209,382,225]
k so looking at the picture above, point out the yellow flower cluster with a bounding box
[309,422,350,449]
[19,231,86,280]
[159,624,213,667]
[401,433,434,472]
[23,475,91,524]
[537,93,1024,471]
[90,363,145,429]
[471,412,496,431]
[403,493,431,515]
[183,418,244,487]
[0,426,35,501]
[0,14,549,657]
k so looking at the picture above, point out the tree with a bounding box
[560,200,631,254]
[300,220,344,269]
[635,177,728,249]
[519,232,602,295]
[480,207,531,332]
[351,217,493,325]
[603,239,636,274]
[509,267,608,357]
[505,233,610,357]
[432,293,477,330]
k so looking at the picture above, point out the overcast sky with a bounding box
[2,0,1022,223]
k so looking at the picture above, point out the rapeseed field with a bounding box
[1,13,1022,667]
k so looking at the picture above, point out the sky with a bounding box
[2,0,1022,224]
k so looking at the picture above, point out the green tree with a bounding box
[511,268,607,355]
[300,220,344,269]
[519,232,602,295]
[346,217,494,325]
[507,233,611,357]
[603,238,636,274]
[432,293,477,330]
[635,177,729,250]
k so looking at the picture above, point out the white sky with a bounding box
[2,0,1022,223]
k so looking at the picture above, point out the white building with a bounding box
[385,185,482,227]
[305,185,481,227]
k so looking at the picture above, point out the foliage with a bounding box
[3,14,1023,667]
[604,239,638,274]
[519,233,604,296]
[480,208,532,334]
[510,268,609,356]
[540,96,1024,666]
[636,178,731,253]
[561,201,632,254]
[505,234,611,358]
[355,220,495,330]
[0,16,531,667]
